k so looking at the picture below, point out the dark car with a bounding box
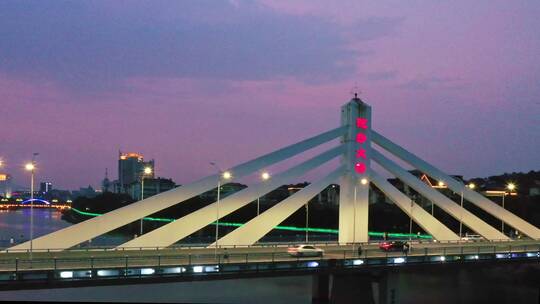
[379,241,409,252]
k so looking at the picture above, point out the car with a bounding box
[287,245,324,257]
[461,234,484,242]
[379,241,409,252]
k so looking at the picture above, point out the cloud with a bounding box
[0,0,402,92]
[365,70,397,81]
[398,75,467,91]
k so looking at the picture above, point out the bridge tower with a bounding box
[339,94,371,243]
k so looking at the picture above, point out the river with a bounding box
[0,208,130,248]
[0,208,313,303]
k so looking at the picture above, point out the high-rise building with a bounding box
[0,173,12,198]
[117,152,154,193]
[39,181,52,194]
[102,168,111,193]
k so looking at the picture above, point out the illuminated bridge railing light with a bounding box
[69,207,433,239]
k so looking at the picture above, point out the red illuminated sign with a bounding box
[354,117,369,175]
[355,162,366,174]
[356,118,368,129]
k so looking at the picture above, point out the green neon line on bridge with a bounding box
[70,207,432,239]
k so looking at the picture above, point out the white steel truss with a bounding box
[8,97,539,251]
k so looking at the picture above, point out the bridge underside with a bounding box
[8,98,540,251]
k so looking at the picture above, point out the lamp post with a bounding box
[352,185,357,254]
[139,166,152,236]
[305,202,309,243]
[210,162,231,256]
[409,198,413,241]
[459,190,464,238]
[25,156,37,261]
[501,183,516,234]
[354,178,369,252]
[257,172,270,216]
[460,183,475,239]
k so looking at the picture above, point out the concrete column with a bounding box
[329,273,376,304]
[339,96,371,243]
[312,274,330,304]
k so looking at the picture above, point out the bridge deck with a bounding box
[1,240,539,290]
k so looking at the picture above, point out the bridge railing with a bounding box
[0,237,528,254]
[1,242,540,273]
[1,244,540,287]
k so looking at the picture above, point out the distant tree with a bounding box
[72,192,134,214]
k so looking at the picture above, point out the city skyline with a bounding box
[1,1,539,189]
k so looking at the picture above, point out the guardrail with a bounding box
[0,237,531,254]
[1,242,540,286]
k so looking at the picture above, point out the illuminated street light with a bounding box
[500,183,516,234]
[257,172,271,216]
[360,178,368,185]
[25,163,35,171]
[222,171,232,180]
[139,166,153,235]
[209,162,233,258]
[438,181,445,187]
[507,183,516,192]
[468,183,476,190]
[25,152,38,264]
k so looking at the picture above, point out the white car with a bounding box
[287,245,324,257]
[461,234,484,242]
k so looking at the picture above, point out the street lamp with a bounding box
[353,178,369,252]
[501,183,516,234]
[507,183,516,192]
[305,201,309,243]
[257,172,270,216]
[409,197,414,241]
[216,170,232,250]
[25,158,36,261]
[459,183,476,239]
[210,162,232,255]
[139,166,153,235]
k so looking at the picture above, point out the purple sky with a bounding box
[1,0,539,190]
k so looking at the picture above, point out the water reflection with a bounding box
[0,209,129,248]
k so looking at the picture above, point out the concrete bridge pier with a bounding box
[313,261,540,304]
[312,273,380,304]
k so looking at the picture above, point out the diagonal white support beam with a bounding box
[117,145,345,249]
[372,131,540,239]
[371,149,509,240]
[10,127,346,251]
[370,171,460,241]
[213,166,345,246]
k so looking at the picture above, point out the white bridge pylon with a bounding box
[9,97,540,251]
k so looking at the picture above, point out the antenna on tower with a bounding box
[349,84,362,101]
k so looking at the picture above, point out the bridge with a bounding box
[0,198,71,211]
[2,96,540,302]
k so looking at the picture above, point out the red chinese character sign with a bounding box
[355,118,369,174]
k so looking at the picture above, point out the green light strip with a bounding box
[71,207,432,239]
